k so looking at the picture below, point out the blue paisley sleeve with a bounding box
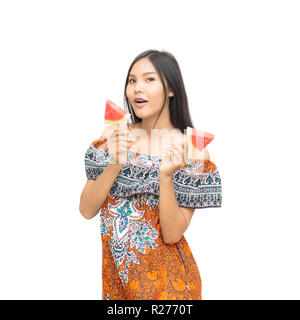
[84,138,112,180]
[172,159,222,209]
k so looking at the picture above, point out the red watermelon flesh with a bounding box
[104,100,130,125]
[185,126,214,155]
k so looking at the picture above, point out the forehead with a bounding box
[129,58,156,76]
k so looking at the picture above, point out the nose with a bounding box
[133,81,145,93]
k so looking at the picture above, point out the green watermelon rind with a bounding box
[104,113,130,125]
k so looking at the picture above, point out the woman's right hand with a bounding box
[101,125,139,164]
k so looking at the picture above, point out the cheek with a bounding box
[125,86,131,97]
[150,85,165,102]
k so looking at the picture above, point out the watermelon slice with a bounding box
[185,126,214,155]
[104,99,130,125]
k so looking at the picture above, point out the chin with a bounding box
[134,110,147,116]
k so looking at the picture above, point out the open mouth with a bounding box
[135,99,148,107]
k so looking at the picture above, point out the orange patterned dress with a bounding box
[84,137,222,300]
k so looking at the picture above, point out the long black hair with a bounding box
[123,49,195,133]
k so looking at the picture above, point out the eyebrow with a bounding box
[129,72,157,77]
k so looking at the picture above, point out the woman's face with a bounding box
[126,57,172,120]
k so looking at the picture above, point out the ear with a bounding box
[168,90,174,98]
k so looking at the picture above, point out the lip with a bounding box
[135,101,147,108]
[134,97,148,102]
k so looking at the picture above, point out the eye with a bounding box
[128,78,155,83]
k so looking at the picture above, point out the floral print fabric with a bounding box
[84,137,222,300]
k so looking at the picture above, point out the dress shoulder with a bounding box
[84,138,112,180]
[84,141,222,209]
[172,159,222,209]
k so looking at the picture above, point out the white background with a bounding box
[0,0,299,299]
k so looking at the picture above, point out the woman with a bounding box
[80,49,222,300]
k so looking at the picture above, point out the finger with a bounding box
[171,142,183,153]
[118,123,130,132]
[112,125,130,135]
[118,129,131,135]
[162,146,172,155]
[109,136,118,143]
[162,147,173,161]
[170,143,186,166]
[174,143,187,166]
[116,141,136,150]
[113,134,135,142]
[172,142,186,158]
[170,143,180,158]
[182,147,187,165]
[170,148,174,163]
[119,139,136,146]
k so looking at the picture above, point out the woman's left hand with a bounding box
[159,142,187,178]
